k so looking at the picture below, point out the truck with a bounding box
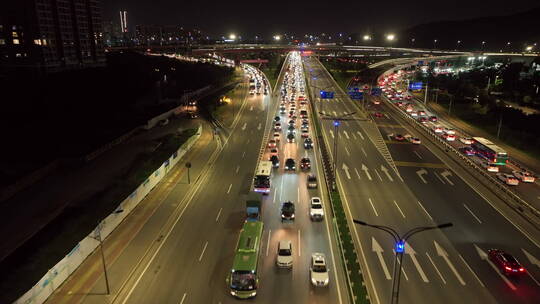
[246,195,262,221]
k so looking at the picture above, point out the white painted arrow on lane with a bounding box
[405,243,429,282]
[380,165,394,182]
[241,122,247,131]
[440,170,454,186]
[257,123,262,131]
[343,130,350,139]
[372,237,392,280]
[434,241,466,285]
[416,169,428,184]
[362,164,372,181]
[342,163,351,179]
[329,130,334,138]
[522,249,540,286]
[475,244,516,290]
[357,131,365,140]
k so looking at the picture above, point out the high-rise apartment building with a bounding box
[0,0,105,76]
[119,10,127,33]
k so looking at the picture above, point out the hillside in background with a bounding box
[397,7,540,51]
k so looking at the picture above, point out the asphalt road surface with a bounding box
[303,55,540,304]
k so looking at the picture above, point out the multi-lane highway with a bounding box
[303,55,540,304]
[47,53,348,304]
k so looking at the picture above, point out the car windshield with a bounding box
[231,271,256,291]
[312,264,327,272]
[279,248,292,256]
[503,254,519,264]
[312,204,322,209]
[308,176,317,181]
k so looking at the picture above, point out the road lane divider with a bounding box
[463,204,482,224]
[458,254,485,287]
[426,251,446,284]
[368,198,379,217]
[198,241,209,262]
[393,200,405,218]
[434,241,466,285]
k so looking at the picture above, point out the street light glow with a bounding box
[386,34,395,41]
[229,34,236,40]
[274,35,281,41]
[526,46,533,51]
[363,35,371,41]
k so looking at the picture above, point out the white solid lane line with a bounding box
[344,146,351,156]
[235,165,240,174]
[393,249,409,281]
[361,147,368,157]
[426,252,447,284]
[354,168,361,179]
[434,171,446,184]
[463,203,482,224]
[227,183,232,194]
[413,151,423,159]
[393,200,406,218]
[198,241,209,262]
[273,187,277,204]
[242,151,246,158]
[179,293,187,304]
[369,198,379,216]
[458,254,485,287]
[417,200,433,221]
[266,229,271,257]
[215,208,222,222]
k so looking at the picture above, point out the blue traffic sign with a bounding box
[409,82,423,90]
[371,87,382,96]
[320,90,334,99]
[349,91,364,100]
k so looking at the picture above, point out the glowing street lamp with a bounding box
[526,46,533,52]
[229,34,236,40]
[363,35,371,41]
[386,34,395,41]
[274,35,281,41]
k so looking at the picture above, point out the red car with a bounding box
[394,134,404,141]
[374,112,384,118]
[488,249,525,275]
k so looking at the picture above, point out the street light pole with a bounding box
[354,220,453,304]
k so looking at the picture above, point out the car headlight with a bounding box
[311,278,317,284]
[281,214,285,218]
[324,278,329,284]
[231,291,237,296]
[291,214,295,218]
[250,292,257,297]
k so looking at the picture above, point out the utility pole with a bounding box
[354,220,453,304]
[424,81,429,104]
[496,114,503,138]
[448,96,453,116]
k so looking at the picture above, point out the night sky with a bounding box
[103,0,539,37]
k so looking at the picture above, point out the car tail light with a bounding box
[519,267,525,272]
[504,266,512,271]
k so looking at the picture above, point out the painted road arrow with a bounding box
[416,169,428,184]
[372,237,392,280]
[362,164,372,181]
[440,170,454,186]
[343,130,350,139]
[475,244,516,290]
[380,165,394,182]
[434,241,466,285]
[405,243,429,282]
[342,163,351,179]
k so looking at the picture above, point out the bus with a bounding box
[253,161,272,193]
[228,221,264,298]
[472,137,508,165]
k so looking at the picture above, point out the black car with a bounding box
[285,158,296,170]
[270,155,280,168]
[300,158,311,170]
[281,201,295,221]
[307,175,318,188]
[274,116,280,122]
[287,133,295,143]
[304,137,313,149]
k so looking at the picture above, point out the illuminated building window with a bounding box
[12,31,18,38]
[0,39,5,45]
[34,39,42,45]
[13,39,20,44]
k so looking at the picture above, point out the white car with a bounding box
[433,126,443,133]
[512,170,535,183]
[482,162,499,172]
[310,253,329,287]
[410,137,421,145]
[310,197,324,221]
[444,128,456,135]
[459,137,474,145]
[497,173,519,186]
[276,240,293,268]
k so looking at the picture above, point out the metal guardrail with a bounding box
[380,87,540,227]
